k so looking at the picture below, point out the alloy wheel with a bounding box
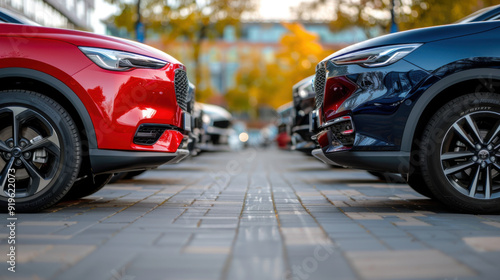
[0,106,61,198]
[440,111,500,199]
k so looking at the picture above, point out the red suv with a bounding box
[0,18,191,212]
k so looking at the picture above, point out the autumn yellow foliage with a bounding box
[226,23,334,116]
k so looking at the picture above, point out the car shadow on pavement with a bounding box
[286,167,347,172]
[304,178,386,185]
[111,178,184,185]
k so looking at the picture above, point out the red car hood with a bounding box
[0,23,181,65]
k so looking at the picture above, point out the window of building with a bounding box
[66,0,74,12]
[77,0,84,20]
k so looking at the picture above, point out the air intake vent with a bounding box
[174,69,189,111]
[314,64,326,110]
[213,120,231,129]
[133,125,167,145]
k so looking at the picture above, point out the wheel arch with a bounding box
[0,67,97,175]
[402,68,500,158]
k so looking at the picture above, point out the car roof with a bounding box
[277,102,293,113]
[198,103,233,120]
[458,4,500,23]
[292,75,314,91]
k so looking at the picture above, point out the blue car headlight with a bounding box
[331,44,422,68]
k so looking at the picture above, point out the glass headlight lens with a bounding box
[298,89,309,98]
[331,44,422,67]
[79,47,168,71]
[202,114,211,124]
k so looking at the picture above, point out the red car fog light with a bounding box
[323,76,358,121]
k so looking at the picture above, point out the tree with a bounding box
[109,0,255,100]
[294,0,392,37]
[225,23,333,117]
[294,0,499,37]
[398,0,499,30]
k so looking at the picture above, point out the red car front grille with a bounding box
[174,69,189,111]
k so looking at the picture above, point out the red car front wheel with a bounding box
[0,90,81,212]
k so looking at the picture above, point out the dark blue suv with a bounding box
[313,10,500,213]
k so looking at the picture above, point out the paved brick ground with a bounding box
[2,148,500,280]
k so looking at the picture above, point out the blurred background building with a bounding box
[143,21,367,98]
[2,0,497,122]
[0,0,94,30]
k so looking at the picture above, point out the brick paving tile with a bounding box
[2,148,500,280]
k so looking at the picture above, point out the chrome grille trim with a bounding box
[314,63,326,110]
[174,69,189,111]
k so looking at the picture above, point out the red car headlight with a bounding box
[79,47,168,71]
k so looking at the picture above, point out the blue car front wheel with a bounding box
[420,92,500,213]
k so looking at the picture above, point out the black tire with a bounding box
[0,90,81,212]
[63,174,113,200]
[188,136,196,154]
[420,92,500,213]
[211,135,220,145]
[123,170,146,179]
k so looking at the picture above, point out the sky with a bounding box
[91,0,312,35]
[253,0,309,20]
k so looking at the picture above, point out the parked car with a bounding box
[261,124,278,148]
[312,10,500,213]
[193,102,211,150]
[186,82,200,155]
[229,121,248,150]
[291,76,317,153]
[301,75,405,182]
[0,7,39,25]
[276,102,293,149]
[0,11,191,211]
[110,82,198,184]
[198,103,233,147]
